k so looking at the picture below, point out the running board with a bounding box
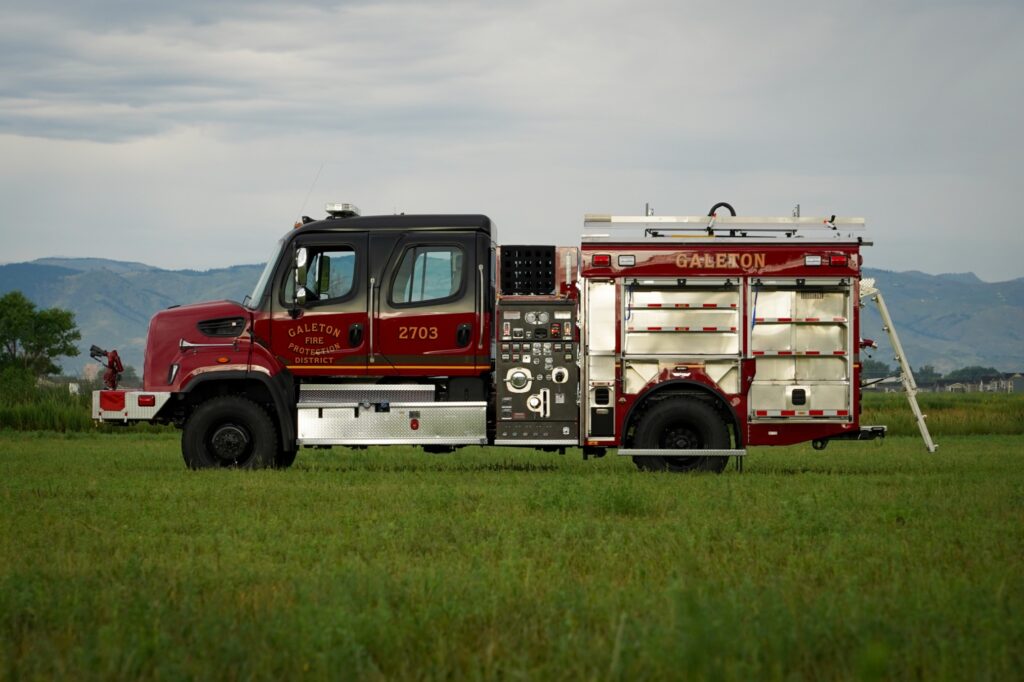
[618,448,746,457]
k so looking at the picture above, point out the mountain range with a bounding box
[1,258,1021,376]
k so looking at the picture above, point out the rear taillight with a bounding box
[137,394,156,407]
[830,254,849,266]
[592,254,612,267]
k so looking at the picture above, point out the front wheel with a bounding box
[182,396,277,470]
[631,398,731,473]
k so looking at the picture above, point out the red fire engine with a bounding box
[93,202,893,471]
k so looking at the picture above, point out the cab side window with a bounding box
[391,245,464,305]
[282,247,356,305]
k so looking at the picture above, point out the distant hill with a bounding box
[0,258,1021,376]
[859,270,1024,374]
[0,259,264,374]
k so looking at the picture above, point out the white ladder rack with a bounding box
[860,278,938,452]
[583,214,866,240]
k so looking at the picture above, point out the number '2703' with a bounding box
[398,326,438,340]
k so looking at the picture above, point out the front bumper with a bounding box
[92,390,173,422]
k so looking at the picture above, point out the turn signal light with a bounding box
[592,254,612,267]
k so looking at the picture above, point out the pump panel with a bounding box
[494,301,579,445]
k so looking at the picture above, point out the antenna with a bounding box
[792,203,800,218]
[645,203,654,216]
[298,162,324,219]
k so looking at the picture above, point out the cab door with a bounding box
[372,231,487,377]
[269,233,368,376]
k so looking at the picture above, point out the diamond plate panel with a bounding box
[299,383,435,405]
[298,401,485,444]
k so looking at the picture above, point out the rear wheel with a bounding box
[275,449,298,469]
[182,396,277,470]
[631,398,731,473]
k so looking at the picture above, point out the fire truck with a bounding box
[92,202,896,472]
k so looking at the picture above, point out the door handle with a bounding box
[349,323,363,348]
[368,277,376,364]
[456,323,471,347]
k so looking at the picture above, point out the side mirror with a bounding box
[318,255,332,296]
[295,285,310,306]
[295,247,309,286]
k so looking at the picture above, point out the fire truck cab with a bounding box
[93,203,885,471]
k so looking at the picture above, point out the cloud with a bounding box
[1,0,1022,280]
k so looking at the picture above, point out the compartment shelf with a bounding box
[752,350,847,356]
[629,303,738,310]
[753,317,847,324]
[627,326,737,333]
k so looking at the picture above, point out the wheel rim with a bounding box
[660,422,703,467]
[209,423,252,464]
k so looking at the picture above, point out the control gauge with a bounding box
[525,310,550,325]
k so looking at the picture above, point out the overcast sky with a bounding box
[1,0,1021,281]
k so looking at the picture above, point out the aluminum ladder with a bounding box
[860,278,938,452]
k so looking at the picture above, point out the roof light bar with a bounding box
[325,202,361,218]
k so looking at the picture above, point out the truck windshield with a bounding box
[244,239,284,309]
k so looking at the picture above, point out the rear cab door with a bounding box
[372,229,489,377]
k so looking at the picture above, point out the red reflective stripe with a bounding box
[804,317,820,322]
[703,303,717,308]
[753,351,765,355]
[755,317,765,322]
[648,326,662,331]
[837,410,849,416]
[833,350,847,355]
[805,350,820,355]
[703,327,717,331]
[778,351,793,355]
[755,410,768,416]
[809,410,824,416]
[648,303,662,308]
[781,410,796,416]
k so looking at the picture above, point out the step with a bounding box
[298,383,435,405]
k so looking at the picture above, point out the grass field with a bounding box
[1,431,1022,679]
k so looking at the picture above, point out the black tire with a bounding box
[631,398,731,473]
[275,449,298,469]
[182,396,277,470]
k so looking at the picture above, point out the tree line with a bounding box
[861,359,1010,384]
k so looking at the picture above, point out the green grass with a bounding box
[1,433,1022,680]
[862,392,1024,436]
